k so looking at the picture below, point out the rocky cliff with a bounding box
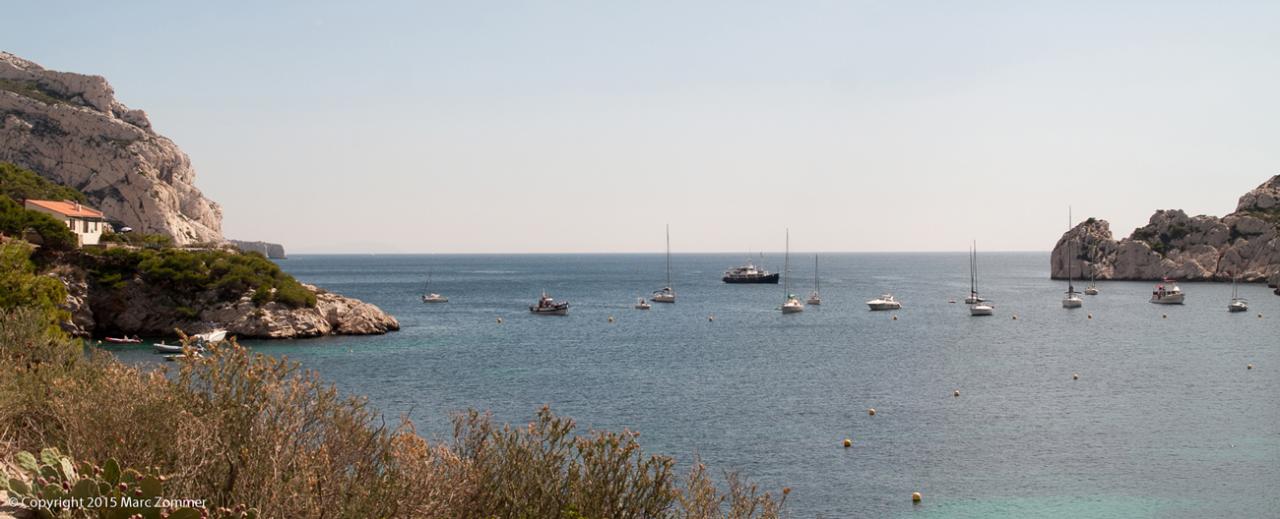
[0,51,221,245]
[1051,175,1280,285]
[228,240,287,259]
[57,266,398,340]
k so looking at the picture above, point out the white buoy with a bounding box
[1087,313,1092,319]
[953,389,960,397]
[868,408,876,416]
[608,316,615,323]
[912,491,922,503]
[1247,364,1253,370]
[892,315,898,321]
[1073,373,1079,380]
[496,317,503,324]
[708,315,715,322]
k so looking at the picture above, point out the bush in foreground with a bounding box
[0,308,786,518]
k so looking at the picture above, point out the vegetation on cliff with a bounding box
[79,247,316,309]
[0,162,87,203]
[0,308,785,518]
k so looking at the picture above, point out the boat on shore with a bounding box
[866,293,901,311]
[1150,279,1185,305]
[530,292,570,315]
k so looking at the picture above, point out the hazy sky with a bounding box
[7,1,1279,253]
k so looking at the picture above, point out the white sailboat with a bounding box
[782,229,804,314]
[806,255,822,305]
[969,242,994,316]
[635,297,652,310]
[1062,209,1083,309]
[422,269,448,303]
[1084,244,1100,295]
[1228,275,1248,312]
[651,224,676,303]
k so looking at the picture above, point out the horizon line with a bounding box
[281,249,1055,256]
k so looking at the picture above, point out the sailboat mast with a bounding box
[814,255,819,292]
[665,224,671,287]
[784,229,790,296]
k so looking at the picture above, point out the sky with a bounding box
[6,1,1279,253]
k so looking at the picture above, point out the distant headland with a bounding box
[1051,174,1280,290]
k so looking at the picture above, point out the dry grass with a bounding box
[0,308,786,518]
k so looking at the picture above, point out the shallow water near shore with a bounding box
[108,252,1279,517]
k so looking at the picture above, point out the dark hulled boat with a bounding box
[722,261,780,284]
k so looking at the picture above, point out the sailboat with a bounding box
[806,255,822,305]
[969,242,994,316]
[1084,245,1100,295]
[1228,275,1248,312]
[1062,209,1083,309]
[781,229,804,314]
[422,269,448,303]
[651,224,676,303]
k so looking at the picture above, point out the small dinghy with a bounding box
[104,336,143,344]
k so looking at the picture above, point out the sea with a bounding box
[107,253,1279,518]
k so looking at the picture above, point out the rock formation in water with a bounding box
[57,265,398,339]
[229,240,287,259]
[1051,175,1280,285]
[0,51,222,245]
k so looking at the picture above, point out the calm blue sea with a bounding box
[108,253,1279,518]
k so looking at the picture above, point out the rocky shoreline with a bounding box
[54,253,398,340]
[1051,175,1280,291]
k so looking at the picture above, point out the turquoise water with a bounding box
[107,253,1279,517]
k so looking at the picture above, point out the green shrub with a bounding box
[0,310,788,519]
[0,241,69,330]
[0,162,88,203]
[82,247,315,309]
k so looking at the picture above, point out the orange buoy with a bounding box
[843,438,852,448]
[912,492,922,503]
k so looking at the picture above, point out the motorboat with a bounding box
[153,342,186,354]
[651,225,677,303]
[529,292,570,315]
[1150,279,1185,304]
[866,293,902,311]
[103,335,142,344]
[635,297,651,310]
[192,329,227,343]
[722,261,780,284]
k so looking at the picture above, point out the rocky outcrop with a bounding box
[1052,175,1280,284]
[228,240,287,259]
[83,278,398,340]
[0,51,221,245]
[200,285,398,338]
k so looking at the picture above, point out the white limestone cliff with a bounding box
[0,51,221,245]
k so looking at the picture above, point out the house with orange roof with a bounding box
[23,199,106,246]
